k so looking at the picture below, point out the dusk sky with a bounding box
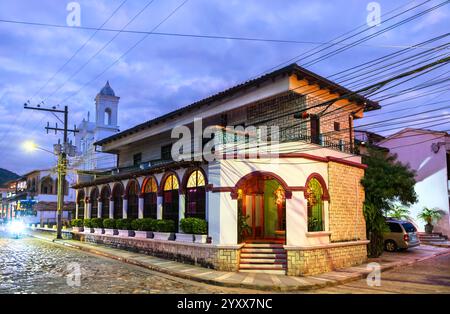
[0,0,448,175]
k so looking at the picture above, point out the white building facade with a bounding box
[378,128,450,236]
[3,169,77,225]
[73,64,379,276]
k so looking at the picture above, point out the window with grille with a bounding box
[161,144,172,161]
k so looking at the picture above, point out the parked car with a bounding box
[383,219,420,252]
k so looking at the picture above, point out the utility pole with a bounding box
[24,104,78,239]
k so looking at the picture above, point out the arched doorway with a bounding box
[236,172,287,242]
[112,183,124,219]
[90,187,99,218]
[143,176,158,218]
[162,173,179,231]
[77,190,85,219]
[127,180,139,219]
[100,186,111,219]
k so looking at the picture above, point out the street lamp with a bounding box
[22,140,64,240]
[22,141,56,155]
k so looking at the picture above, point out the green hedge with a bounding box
[71,219,83,227]
[91,218,103,228]
[131,218,156,231]
[83,219,92,228]
[103,218,116,229]
[154,219,175,232]
[180,218,207,234]
[116,219,133,230]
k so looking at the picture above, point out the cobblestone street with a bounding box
[0,233,255,294]
[1,231,450,294]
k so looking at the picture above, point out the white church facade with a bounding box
[73,81,120,171]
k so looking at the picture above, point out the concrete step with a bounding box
[419,235,444,239]
[239,269,286,275]
[240,263,286,270]
[240,258,287,264]
[241,248,286,254]
[420,238,447,244]
[244,243,284,248]
[240,253,286,259]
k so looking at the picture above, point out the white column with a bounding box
[208,191,237,245]
[122,199,128,219]
[286,191,307,246]
[98,201,103,218]
[205,191,210,223]
[75,203,79,219]
[156,196,163,219]
[178,194,186,229]
[138,197,144,219]
[86,202,92,219]
[109,200,114,219]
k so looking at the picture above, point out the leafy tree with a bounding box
[385,204,412,221]
[361,148,417,257]
[363,203,388,257]
[362,148,417,210]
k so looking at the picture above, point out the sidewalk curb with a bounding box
[27,232,450,292]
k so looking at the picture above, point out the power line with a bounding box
[300,0,450,68]
[59,0,190,105]
[30,0,129,102]
[255,0,437,77]
[43,0,157,103]
[0,18,442,50]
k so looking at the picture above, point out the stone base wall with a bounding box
[73,233,240,271]
[286,241,368,276]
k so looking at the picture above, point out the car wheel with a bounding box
[385,240,397,252]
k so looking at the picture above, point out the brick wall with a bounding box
[286,242,367,276]
[73,233,240,271]
[327,161,367,243]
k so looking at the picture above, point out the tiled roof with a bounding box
[94,63,379,146]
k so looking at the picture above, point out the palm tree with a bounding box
[385,204,411,221]
[417,207,444,234]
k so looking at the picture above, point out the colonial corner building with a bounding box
[72,64,380,276]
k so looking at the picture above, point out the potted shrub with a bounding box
[177,218,194,242]
[116,219,135,237]
[153,220,175,240]
[192,218,208,244]
[91,218,104,234]
[103,218,118,236]
[175,218,202,242]
[131,218,155,239]
[418,207,444,234]
[83,219,93,233]
[71,219,84,232]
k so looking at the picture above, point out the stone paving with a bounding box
[27,229,450,292]
[310,253,450,294]
[0,233,257,294]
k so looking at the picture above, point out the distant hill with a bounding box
[0,168,19,187]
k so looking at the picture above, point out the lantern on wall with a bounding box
[274,186,285,230]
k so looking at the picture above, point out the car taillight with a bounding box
[403,234,409,241]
